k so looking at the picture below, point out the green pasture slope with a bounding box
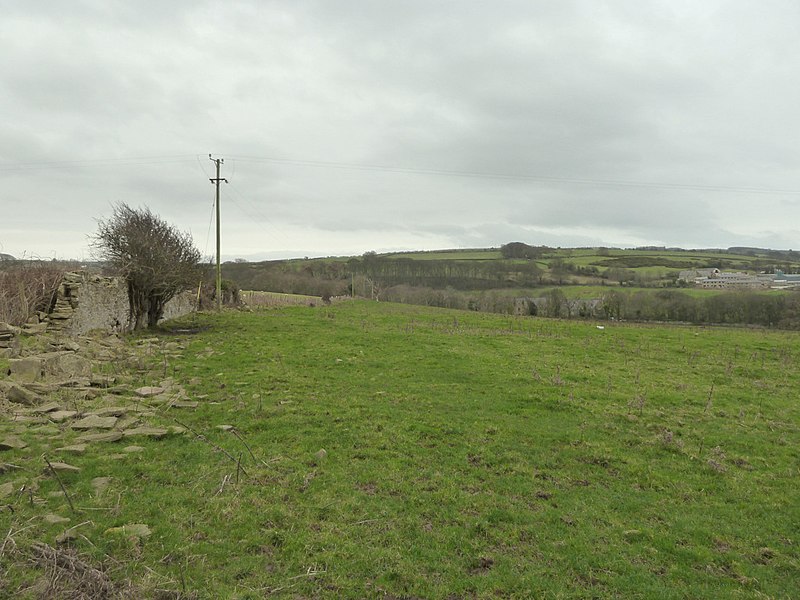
[3,302,799,598]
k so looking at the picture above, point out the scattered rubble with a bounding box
[0,298,204,572]
[0,322,21,358]
[0,380,42,405]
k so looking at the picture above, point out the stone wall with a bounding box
[46,272,196,336]
[161,287,198,322]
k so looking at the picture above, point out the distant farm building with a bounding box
[679,268,775,289]
[678,268,720,283]
[773,270,800,289]
[697,272,772,289]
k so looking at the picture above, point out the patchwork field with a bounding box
[1,301,798,598]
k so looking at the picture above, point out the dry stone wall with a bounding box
[46,272,196,336]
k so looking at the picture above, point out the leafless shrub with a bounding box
[0,262,66,325]
[91,204,204,329]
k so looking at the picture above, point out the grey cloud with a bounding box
[2,1,800,258]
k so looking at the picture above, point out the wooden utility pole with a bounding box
[209,155,227,311]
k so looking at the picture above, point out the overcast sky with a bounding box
[2,1,799,261]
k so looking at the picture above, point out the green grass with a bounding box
[2,302,799,598]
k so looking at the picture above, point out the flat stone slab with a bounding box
[90,375,117,387]
[0,436,28,451]
[0,381,41,405]
[31,402,63,414]
[134,386,165,397]
[9,352,92,383]
[122,427,169,439]
[11,415,46,424]
[56,444,87,454]
[90,407,128,417]
[115,417,138,430]
[32,425,61,436]
[71,415,118,430]
[145,394,171,404]
[44,514,71,525]
[41,351,92,380]
[49,410,78,423]
[76,432,123,443]
[46,461,81,473]
[21,322,48,335]
[170,401,199,409]
[7,357,44,383]
[91,476,112,494]
[105,523,152,538]
[0,481,16,498]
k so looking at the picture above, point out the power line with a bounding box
[0,154,197,172]
[227,154,800,196]
[3,151,796,196]
[223,182,293,247]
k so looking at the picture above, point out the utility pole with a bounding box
[209,155,227,311]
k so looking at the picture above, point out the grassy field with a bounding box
[2,302,799,598]
[382,246,800,280]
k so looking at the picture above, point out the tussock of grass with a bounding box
[1,301,798,598]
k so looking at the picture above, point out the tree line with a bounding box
[503,288,799,329]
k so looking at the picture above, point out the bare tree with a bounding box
[92,204,204,329]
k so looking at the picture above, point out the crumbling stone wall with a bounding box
[161,288,198,322]
[46,272,196,336]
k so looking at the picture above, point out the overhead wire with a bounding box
[0,154,197,172]
[2,151,796,196]
[194,154,293,249]
[226,154,800,196]
[223,181,293,247]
